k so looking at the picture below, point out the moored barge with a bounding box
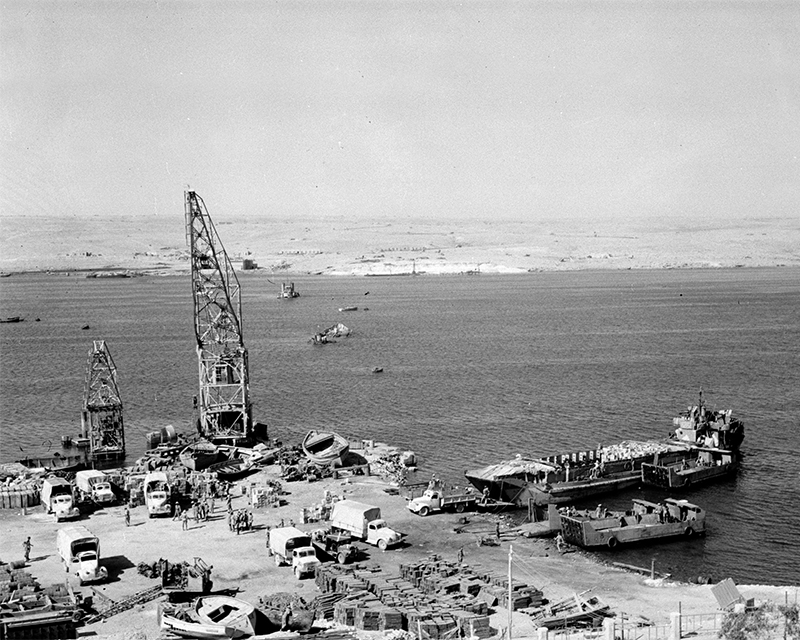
[465,394,744,507]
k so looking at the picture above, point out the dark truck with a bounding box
[310,529,358,564]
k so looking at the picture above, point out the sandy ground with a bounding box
[0,444,795,640]
[0,215,798,277]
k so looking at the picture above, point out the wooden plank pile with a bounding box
[316,554,542,638]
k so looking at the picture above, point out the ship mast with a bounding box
[81,340,125,461]
[185,190,252,443]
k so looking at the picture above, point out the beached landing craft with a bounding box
[159,595,256,639]
[179,440,224,472]
[559,498,706,549]
[465,395,744,507]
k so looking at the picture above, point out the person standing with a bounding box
[457,547,464,564]
[23,537,32,562]
[173,503,182,521]
[125,507,131,527]
[181,510,189,531]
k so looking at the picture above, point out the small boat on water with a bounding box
[180,440,224,472]
[302,430,350,466]
[0,316,23,323]
[641,446,739,489]
[338,306,358,312]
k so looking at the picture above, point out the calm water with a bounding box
[1,268,799,585]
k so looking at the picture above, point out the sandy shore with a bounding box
[0,442,795,640]
[1,215,798,277]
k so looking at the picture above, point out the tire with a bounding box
[455,504,465,513]
[607,537,618,549]
[684,526,694,537]
[419,506,430,517]
[624,462,632,471]
[274,554,282,566]
[377,539,388,551]
[294,567,301,580]
[337,553,346,565]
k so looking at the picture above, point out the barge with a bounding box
[559,498,706,549]
[641,446,739,489]
[465,394,744,507]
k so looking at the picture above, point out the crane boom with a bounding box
[185,191,252,443]
[81,340,125,461]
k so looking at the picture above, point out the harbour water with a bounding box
[1,268,798,585]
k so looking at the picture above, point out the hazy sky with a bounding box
[2,1,798,222]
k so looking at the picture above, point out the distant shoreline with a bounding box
[1,215,797,277]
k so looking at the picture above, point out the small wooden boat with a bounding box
[0,316,23,323]
[302,430,350,465]
[207,457,253,482]
[194,595,256,637]
[159,599,252,639]
[338,306,358,312]
[527,592,611,629]
[180,441,223,472]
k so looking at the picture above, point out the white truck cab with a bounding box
[41,476,80,521]
[330,500,403,551]
[75,470,115,505]
[57,526,108,584]
[269,527,321,579]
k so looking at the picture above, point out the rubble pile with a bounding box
[369,451,415,486]
[315,555,543,637]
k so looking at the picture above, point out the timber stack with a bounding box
[315,555,543,638]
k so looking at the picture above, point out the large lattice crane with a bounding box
[81,340,126,461]
[185,190,253,443]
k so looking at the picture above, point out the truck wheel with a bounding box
[419,506,430,517]
[684,526,695,537]
[377,539,388,552]
[274,554,282,567]
[455,504,465,513]
[607,537,618,549]
[337,553,346,564]
[294,567,301,579]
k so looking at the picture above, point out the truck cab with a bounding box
[269,527,321,579]
[365,519,402,550]
[57,526,108,584]
[291,547,322,579]
[75,470,115,505]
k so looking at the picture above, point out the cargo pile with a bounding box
[314,555,544,638]
[599,440,679,462]
[0,560,82,639]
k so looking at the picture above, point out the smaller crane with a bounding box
[81,340,125,462]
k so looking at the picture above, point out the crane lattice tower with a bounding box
[185,190,252,443]
[81,340,125,461]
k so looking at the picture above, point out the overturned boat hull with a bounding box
[302,430,350,466]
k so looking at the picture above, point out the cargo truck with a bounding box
[407,488,477,516]
[329,500,403,551]
[268,526,321,579]
[57,525,108,584]
[75,470,115,505]
[41,476,80,521]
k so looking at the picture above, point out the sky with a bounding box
[1,0,799,223]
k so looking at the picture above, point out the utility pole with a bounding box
[508,544,513,640]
